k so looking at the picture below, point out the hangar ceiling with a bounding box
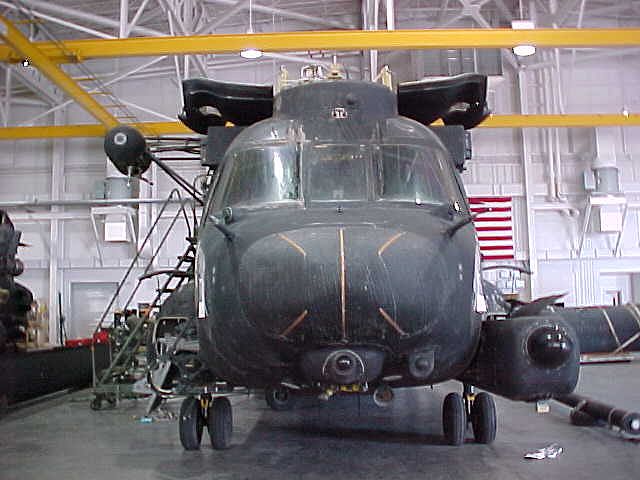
[1,0,640,137]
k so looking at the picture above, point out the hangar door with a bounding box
[70,282,118,339]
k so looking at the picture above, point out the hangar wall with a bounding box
[1,50,639,342]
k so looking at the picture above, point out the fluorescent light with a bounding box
[240,48,263,59]
[511,20,536,57]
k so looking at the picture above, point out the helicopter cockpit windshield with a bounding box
[307,144,369,202]
[216,144,300,208]
[376,144,459,206]
[211,138,462,211]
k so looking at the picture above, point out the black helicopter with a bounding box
[104,66,607,450]
[0,210,32,353]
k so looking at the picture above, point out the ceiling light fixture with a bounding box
[511,20,536,57]
[240,47,263,59]
[240,0,263,59]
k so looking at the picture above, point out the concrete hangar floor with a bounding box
[1,362,639,480]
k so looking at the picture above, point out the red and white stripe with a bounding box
[468,196,514,261]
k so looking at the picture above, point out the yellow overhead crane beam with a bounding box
[0,28,640,64]
[0,15,119,128]
[0,26,639,139]
[1,114,639,140]
[0,122,191,140]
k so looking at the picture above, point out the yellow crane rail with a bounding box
[1,114,639,140]
[0,15,119,128]
[1,28,640,64]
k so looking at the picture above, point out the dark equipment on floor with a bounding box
[0,210,32,353]
[554,393,640,436]
[0,343,109,410]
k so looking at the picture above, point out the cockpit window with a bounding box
[307,144,368,201]
[376,145,458,205]
[220,145,299,207]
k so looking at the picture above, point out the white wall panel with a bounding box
[17,267,49,305]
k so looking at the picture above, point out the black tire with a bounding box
[265,386,294,411]
[443,392,466,446]
[471,392,497,444]
[179,396,204,450]
[208,397,233,450]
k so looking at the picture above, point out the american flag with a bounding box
[468,196,514,261]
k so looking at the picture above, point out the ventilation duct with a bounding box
[413,49,503,78]
[584,128,624,233]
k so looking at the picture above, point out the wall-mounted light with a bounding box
[511,20,536,57]
[21,58,30,67]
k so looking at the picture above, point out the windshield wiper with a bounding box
[208,215,235,241]
[443,213,477,238]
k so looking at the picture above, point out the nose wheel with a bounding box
[442,392,466,445]
[179,396,204,450]
[179,395,234,450]
[208,397,233,449]
[442,386,497,446]
[469,392,496,444]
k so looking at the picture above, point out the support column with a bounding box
[3,67,10,127]
[119,0,129,38]
[518,69,538,300]
[48,109,65,344]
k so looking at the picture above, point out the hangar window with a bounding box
[307,144,369,201]
[375,145,459,205]
[220,145,299,207]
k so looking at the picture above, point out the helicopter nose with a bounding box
[239,225,460,344]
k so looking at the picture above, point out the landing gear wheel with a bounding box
[179,396,204,450]
[208,397,233,450]
[471,392,497,444]
[443,392,466,446]
[265,385,294,411]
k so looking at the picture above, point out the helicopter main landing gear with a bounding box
[179,395,233,450]
[442,384,496,446]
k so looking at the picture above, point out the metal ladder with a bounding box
[91,189,198,409]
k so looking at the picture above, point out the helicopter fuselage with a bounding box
[195,80,483,390]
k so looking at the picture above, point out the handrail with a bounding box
[91,189,190,336]
[115,198,193,318]
[95,248,194,386]
[91,189,198,389]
